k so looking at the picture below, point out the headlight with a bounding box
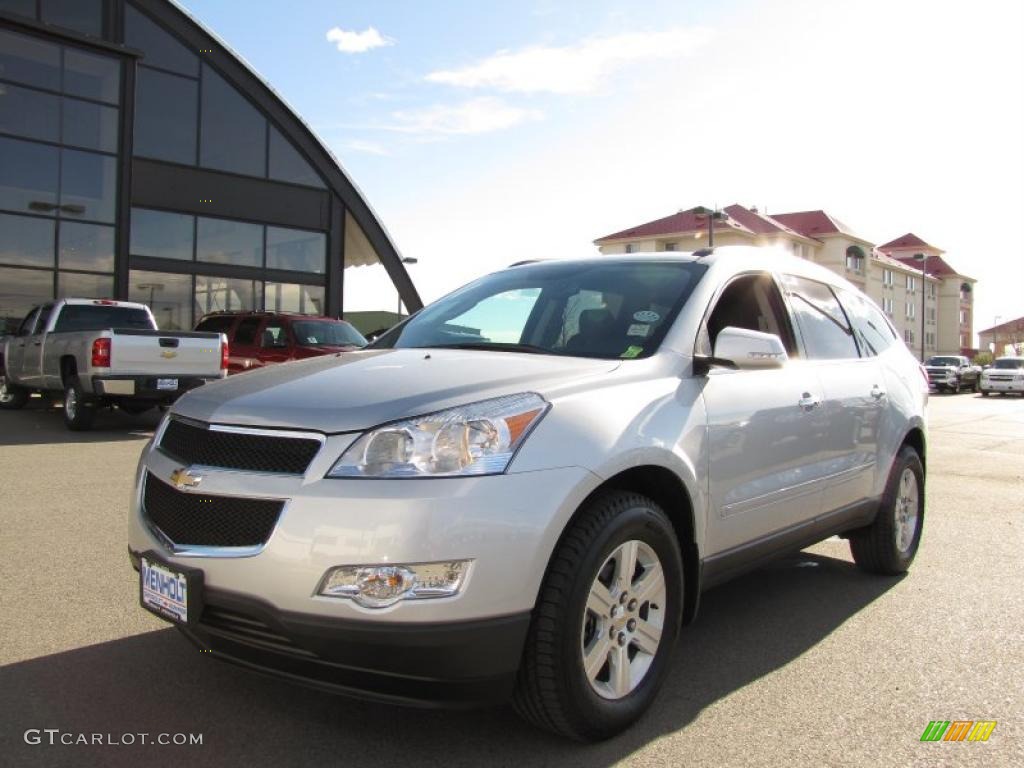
[327,392,549,478]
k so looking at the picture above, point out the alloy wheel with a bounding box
[894,467,919,553]
[581,540,666,700]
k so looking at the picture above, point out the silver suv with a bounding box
[129,247,928,741]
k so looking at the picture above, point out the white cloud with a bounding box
[343,139,390,156]
[387,98,542,136]
[425,27,713,94]
[326,26,393,54]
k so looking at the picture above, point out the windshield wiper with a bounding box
[424,342,553,355]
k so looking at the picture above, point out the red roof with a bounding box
[978,315,1024,335]
[770,210,856,238]
[595,204,808,243]
[878,232,935,250]
[891,254,972,280]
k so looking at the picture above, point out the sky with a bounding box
[180,0,1024,340]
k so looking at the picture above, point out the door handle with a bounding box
[870,385,886,400]
[798,393,820,411]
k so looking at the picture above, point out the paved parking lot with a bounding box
[1,392,1021,767]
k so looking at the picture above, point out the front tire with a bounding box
[512,491,683,741]
[0,373,30,410]
[850,445,924,575]
[63,376,96,431]
[981,389,989,397]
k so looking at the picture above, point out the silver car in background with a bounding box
[128,247,928,741]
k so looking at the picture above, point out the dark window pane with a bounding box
[57,271,113,300]
[0,1,38,18]
[129,269,192,330]
[60,149,117,223]
[0,136,59,215]
[266,226,325,274]
[124,4,198,77]
[0,83,60,142]
[0,213,55,267]
[195,274,262,316]
[41,0,103,37]
[232,316,262,345]
[53,303,151,331]
[130,208,194,260]
[783,275,860,360]
[268,126,324,188]
[195,314,235,334]
[196,217,262,267]
[58,221,114,271]
[0,266,53,333]
[62,98,118,152]
[0,30,61,90]
[133,67,197,164]
[200,65,266,176]
[265,281,324,315]
[63,49,120,104]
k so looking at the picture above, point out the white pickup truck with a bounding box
[0,299,227,430]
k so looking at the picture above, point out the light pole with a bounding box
[397,257,418,315]
[692,206,727,248]
[912,253,927,361]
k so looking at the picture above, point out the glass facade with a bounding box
[0,2,415,335]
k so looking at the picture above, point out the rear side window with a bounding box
[195,315,236,335]
[261,322,288,347]
[782,275,859,360]
[18,307,41,336]
[839,290,897,357]
[233,316,263,345]
[53,305,153,333]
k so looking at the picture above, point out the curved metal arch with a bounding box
[130,0,422,313]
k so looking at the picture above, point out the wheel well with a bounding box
[60,356,77,386]
[590,465,701,626]
[902,427,926,473]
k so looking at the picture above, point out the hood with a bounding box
[173,348,621,432]
[925,365,956,372]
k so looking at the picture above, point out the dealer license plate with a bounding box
[140,557,190,623]
[156,378,178,391]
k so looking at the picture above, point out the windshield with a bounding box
[291,320,367,347]
[926,356,961,366]
[53,305,153,333]
[993,358,1024,370]
[371,260,707,359]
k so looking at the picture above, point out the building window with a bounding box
[883,269,894,286]
[664,242,677,252]
[925,332,935,348]
[266,226,326,274]
[130,208,194,260]
[960,309,968,325]
[928,282,937,298]
[124,4,199,77]
[196,217,263,268]
[845,245,865,273]
[927,307,936,323]
[960,282,972,301]
[904,328,914,344]
[906,275,916,292]
[906,302,916,319]
[200,64,267,177]
[133,67,198,165]
[268,126,324,188]
[40,0,105,38]
[624,243,635,254]
[960,333,968,348]
[882,297,894,316]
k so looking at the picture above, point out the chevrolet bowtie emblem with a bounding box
[161,350,177,359]
[170,468,202,490]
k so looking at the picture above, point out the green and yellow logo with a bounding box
[920,720,997,742]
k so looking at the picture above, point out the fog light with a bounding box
[317,560,471,608]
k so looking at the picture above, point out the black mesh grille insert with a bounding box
[199,606,316,658]
[143,473,284,547]
[159,418,321,475]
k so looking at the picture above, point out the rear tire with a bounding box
[63,377,96,431]
[981,390,989,397]
[850,445,924,575]
[0,373,29,410]
[512,491,683,741]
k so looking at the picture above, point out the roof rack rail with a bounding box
[693,248,715,258]
[508,259,543,267]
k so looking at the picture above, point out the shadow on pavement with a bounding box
[0,398,159,446]
[0,552,901,768]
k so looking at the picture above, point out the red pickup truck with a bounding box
[195,312,367,374]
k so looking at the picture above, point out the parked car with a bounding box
[923,355,981,393]
[130,248,927,741]
[194,311,366,374]
[1,299,226,430]
[979,356,1024,396]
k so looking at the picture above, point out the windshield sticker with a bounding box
[633,310,660,323]
[627,323,651,337]
[621,345,644,359]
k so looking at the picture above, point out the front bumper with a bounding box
[981,379,1024,392]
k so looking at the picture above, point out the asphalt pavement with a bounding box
[1,392,1021,767]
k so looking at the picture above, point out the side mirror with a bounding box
[710,326,789,370]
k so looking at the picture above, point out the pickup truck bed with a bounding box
[1,299,227,430]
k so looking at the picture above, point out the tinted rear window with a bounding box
[53,305,153,332]
[195,316,236,335]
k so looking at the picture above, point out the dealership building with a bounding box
[0,0,421,334]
